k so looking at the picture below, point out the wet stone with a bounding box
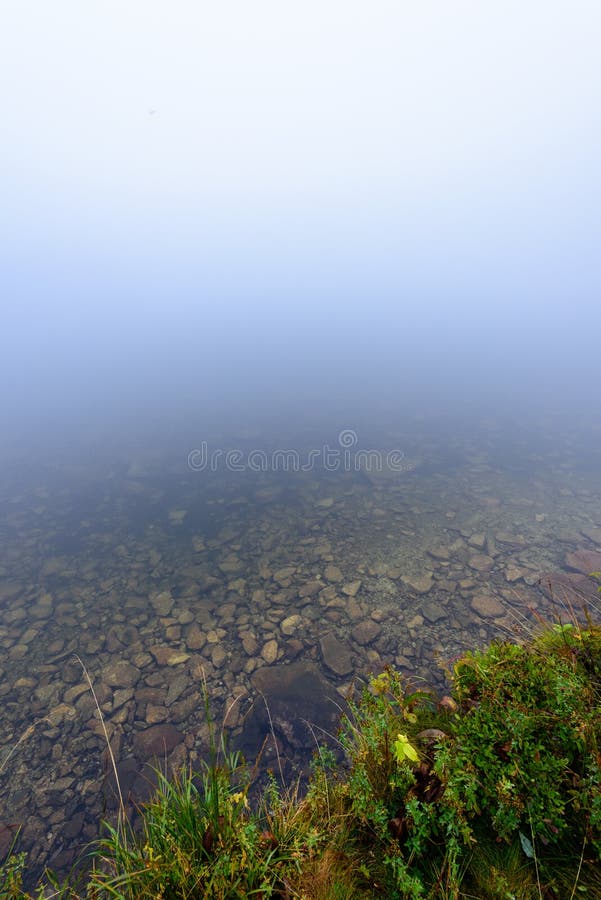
[132,723,183,760]
[342,580,362,597]
[103,660,141,688]
[219,555,244,575]
[351,619,382,646]
[211,646,227,668]
[468,554,495,573]
[146,704,169,724]
[34,683,61,706]
[504,565,530,583]
[242,661,348,760]
[185,624,206,650]
[242,633,259,655]
[112,688,134,711]
[166,673,189,706]
[565,548,601,575]
[421,600,447,624]
[46,703,77,727]
[471,594,506,619]
[150,591,174,616]
[149,646,190,667]
[402,574,433,594]
[319,632,353,676]
[261,639,279,664]
[496,531,527,549]
[280,614,302,636]
[324,565,343,583]
[428,546,451,561]
[273,566,296,583]
[299,581,322,598]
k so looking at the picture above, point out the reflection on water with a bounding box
[1,413,601,882]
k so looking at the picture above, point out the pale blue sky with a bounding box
[2,2,601,433]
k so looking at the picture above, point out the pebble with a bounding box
[351,620,382,646]
[468,554,495,573]
[402,574,433,594]
[149,647,190,667]
[324,565,343,583]
[261,639,279,664]
[319,632,353,676]
[280,614,302,636]
[470,594,506,619]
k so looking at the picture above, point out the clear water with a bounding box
[1,410,600,883]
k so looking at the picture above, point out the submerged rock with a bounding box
[239,661,347,762]
[319,632,354,676]
[470,594,505,619]
[132,723,183,760]
[402,574,433,594]
[351,619,382,646]
[565,548,601,576]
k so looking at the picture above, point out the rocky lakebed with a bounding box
[1,418,600,883]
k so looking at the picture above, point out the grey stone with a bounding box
[319,632,353,676]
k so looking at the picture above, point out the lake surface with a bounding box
[1,408,601,884]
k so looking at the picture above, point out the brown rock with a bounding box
[471,594,505,619]
[211,645,227,668]
[402,574,433,594]
[219,555,244,575]
[495,531,527,549]
[538,571,600,603]
[150,591,174,616]
[133,723,183,760]
[564,548,601,575]
[146,704,169,724]
[427,546,451,561]
[504,565,529,583]
[242,634,259,656]
[468,554,495,573]
[299,580,322,598]
[149,646,190,667]
[280,614,302,636]
[351,620,382,646]
[324,565,343,583]
[342,580,362,597]
[421,600,446,623]
[273,566,296,584]
[185,624,206,651]
[261,639,279,664]
[103,660,140,689]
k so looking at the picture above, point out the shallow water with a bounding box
[1,410,600,883]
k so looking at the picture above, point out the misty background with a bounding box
[2,1,600,453]
[3,5,601,885]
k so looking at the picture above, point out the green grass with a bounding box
[2,619,601,898]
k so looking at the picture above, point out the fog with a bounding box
[5,6,601,885]
[2,1,601,444]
